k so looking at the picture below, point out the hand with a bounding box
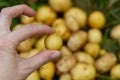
[0,4,61,80]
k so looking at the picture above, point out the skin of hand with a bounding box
[0,4,61,80]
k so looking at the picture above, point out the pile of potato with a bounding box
[13,0,120,80]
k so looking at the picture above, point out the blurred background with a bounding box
[0,0,120,80]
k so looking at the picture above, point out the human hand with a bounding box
[0,4,61,80]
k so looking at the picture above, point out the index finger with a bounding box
[0,4,35,36]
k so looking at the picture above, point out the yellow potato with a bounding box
[12,24,23,31]
[111,64,120,79]
[67,30,87,52]
[56,56,76,74]
[19,52,29,58]
[95,53,117,73]
[88,11,106,29]
[26,71,40,80]
[88,29,102,43]
[35,35,47,51]
[99,49,107,56]
[61,46,72,56]
[52,18,71,41]
[110,24,120,40]
[36,6,57,25]
[17,39,32,52]
[21,15,35,24]
[39,62,55,80]
[84,42,100,57]
[64,8,87,31]
[70,63,96,80]
[74,51,94,65]
[49,0,72,12]
[59,73,72,80]
[27,49,40,57]
[45,33,63,50]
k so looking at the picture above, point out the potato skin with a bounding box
[84,42,100,57]
[110,24,120,40]
[49,0,72,12]
[88,29,102,43]
[36,6,57,25]
[67,30,87,52]
[95,53,117,73]
[56,56,76,74]
[59,73,72,80]
[52,18,71,41]
[88,11,106,29]
[64,8,87,31]
[74,51,94,65]
[110,64,120,79]
[70,63,96,80]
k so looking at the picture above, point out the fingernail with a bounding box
[51,51,61,59]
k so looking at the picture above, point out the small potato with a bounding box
[29,37,37,46]
[39,62,55,80]
[67,30,87,52]
[12,24,23,31]
[99,49,107,56]
[56,56,76,74]
[59,73,72,80]
[88,29,102,43]
[36,6,57,25]
[110,24,120,40]
[61,46,72,56]
[21,15,35,24]
[110,64,120,79]
[45,33,63,50]
[52,18,71,41]
[26,71,40,80]
[17,39,32,52]
[74,51,94,65]
[70,63,96,80]
[88,11,106,29]
[19,52,29,58]
[49,0,72,12]
[35,35,46,51]
[95,53,117,73]
[84,42,100,57]
[64,8,87,31]
[27,49,40,57]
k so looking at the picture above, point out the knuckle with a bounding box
[1,8,9,14]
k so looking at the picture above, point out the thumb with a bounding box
[21,50,61,74]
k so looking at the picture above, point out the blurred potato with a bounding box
[36,6,57,25]
[74,51,94,65]
[21,15,35,24]
[84,42,101,57]
[67,30,87,52]
[52,18,71,41]
[70,63,96,80]
[49,0,72,12]
[39,62,55,80]
[64,8,87,31]
[95,53,117,73]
